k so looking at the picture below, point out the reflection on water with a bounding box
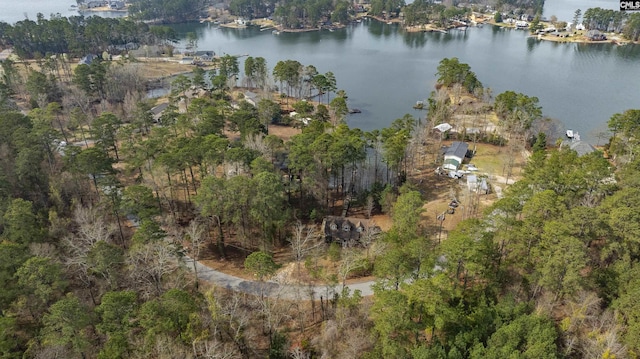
[403,32,428,48]
[168,21,640,142]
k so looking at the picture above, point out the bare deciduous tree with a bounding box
[338,248,364,290]
[184,219,206,289]
[127,241,181,299]
[205,290,255,358]
[61,205,119,303]
[366,195,375,219]
[288,221,323,276]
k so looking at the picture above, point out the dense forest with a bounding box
[581,8,640,41]
[127,0,208,23]
[3,14,640,359]
[0,15,176,59]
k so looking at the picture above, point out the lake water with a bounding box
[543,0,619,21]
[1,0,637,143]
[0,0,126,24]
[173,20,640,142]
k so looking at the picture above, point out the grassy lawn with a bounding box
[467,143,526,179]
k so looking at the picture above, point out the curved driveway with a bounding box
[186,258,376,300]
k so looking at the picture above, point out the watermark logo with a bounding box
[620,0,640,11]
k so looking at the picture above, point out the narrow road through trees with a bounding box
[186,258,376,299]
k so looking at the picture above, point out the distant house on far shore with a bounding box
[586,30,606,41]
[194,50,215,61]
[109,0,125,9]
[85,0,106,8]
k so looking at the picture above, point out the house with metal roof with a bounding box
[561,140,597,157]
[443,141,469,170]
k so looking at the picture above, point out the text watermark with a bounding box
[620,1,640,11]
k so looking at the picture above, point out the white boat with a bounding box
[272,30,280,35]
[566,129,574,139]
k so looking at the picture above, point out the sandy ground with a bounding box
[268,125,301,141]
[136,59,201,79]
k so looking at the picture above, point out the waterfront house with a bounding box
[443,141,469,170]
[109,1,125,9]
[561,140,596,157]
[586,30,606,41]
[85,0,106,8]
[321,216,380,246]
[194,51,215,61]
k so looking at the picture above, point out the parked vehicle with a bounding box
[448,170,465,179]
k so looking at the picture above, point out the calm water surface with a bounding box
[173,21,640,141]
[1,0,637,142]
[543,0,618,21]
[0,0,125,24]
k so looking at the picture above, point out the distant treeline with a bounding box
[0,15,177,59]
[583,8,640,41]
[127,0,206,23]
[496,0,545,15]
[230,0,352,28]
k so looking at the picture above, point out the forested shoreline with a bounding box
[2,12,640,359]
[0,15,176,59]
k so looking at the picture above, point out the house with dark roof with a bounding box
[586,30,606,41]
[321,216,380,246]
[151,103,169,123]
[109,0,125,9]
[443,141,469,170]
[85,0,107,8]
[194,51,215,61]
[562,140,596,157]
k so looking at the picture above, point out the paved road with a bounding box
[186,258,376,300]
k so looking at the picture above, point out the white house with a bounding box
[443,141,469,170]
